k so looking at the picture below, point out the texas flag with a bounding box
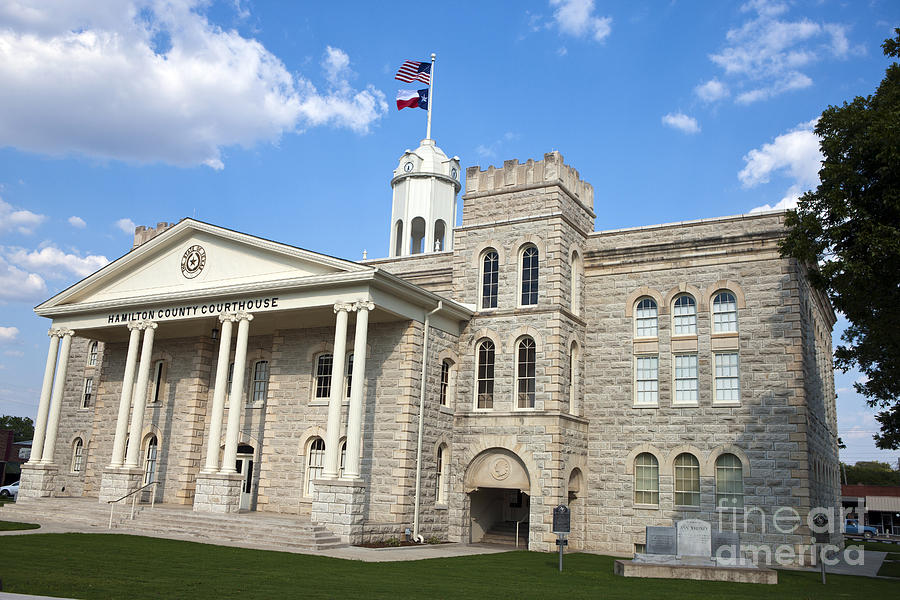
[396,89,429,111]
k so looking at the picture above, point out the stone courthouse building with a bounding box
[19,138,842,555]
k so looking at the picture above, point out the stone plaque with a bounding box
[553,505,570,534]
[676,519,711,557]
[645,526,676,555]
[712,530,740,559]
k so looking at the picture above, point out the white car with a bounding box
[0,481,19,500]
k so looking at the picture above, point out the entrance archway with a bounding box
[465,448,530,547]
[235,444,255,511]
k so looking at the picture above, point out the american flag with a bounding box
[394,60,431,85]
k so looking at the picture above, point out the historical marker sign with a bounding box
[646,526,677,555]
[553,505,571,534]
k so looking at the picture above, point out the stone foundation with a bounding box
[99,467,145,503]
[193,472,243,513]
[18,463,59,499]
[310,479,367,544]
[614,560,778,585]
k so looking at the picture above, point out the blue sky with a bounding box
[0,0,897,466]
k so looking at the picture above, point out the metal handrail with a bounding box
[515,517,527,550]
[107,481,159,529]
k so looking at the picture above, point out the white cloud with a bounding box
[0,256,47,302]
[68,215,86,228]
[0,198,46,234]
[0,327,18,342]
[0,1,387,170]
[4,246,109,278]
[3,350,24,357]
[694,78,730,103]
[116,218,137,234]
[706,0,853,104]
[475,132,520,160]
[550,0,612,42]
[661,112,701,134]
[743,119,822,212]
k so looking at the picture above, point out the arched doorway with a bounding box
[465,449,530,548]
[567,468,585,550]
[235,444,255,511]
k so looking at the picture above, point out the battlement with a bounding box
[464,151,594,211]
[133,221,175,248]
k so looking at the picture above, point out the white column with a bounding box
[124,322,157,468]
[110,324,143,467]
[221,313,252,474]
[344,301,373,479]
[39,329,74,465]
[30,330,61,463]
[203,315,234,473]
[323,303,352,479]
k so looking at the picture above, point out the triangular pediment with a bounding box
[39,219,370,311]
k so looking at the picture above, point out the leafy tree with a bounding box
[841,461,900,486]
[781,29,900,449]
[0,415,34,442]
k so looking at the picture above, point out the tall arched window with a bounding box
[672,294,697,335]
[570,251,582,315]
[436,444,448,504]
[716,453,744,508]
[440,360,453,407]
[674,453,700,507]
[516,337,536,408]
[339,439,347,479]
[433,219,446,251]
[305,437,325,496]
[71,438,84,473]
[314,354,333,399]
[345,354,354,399]
[635,297,658,337]
[481,250,499,309]
[520,246,539,305]
[143,435,158,484]
[87,341,99,366]
[569,341,579,415]
[394,220,403,257]
[712,291,738,333]
[476,339,495,409]
[634,453,659,505]
[252,360,269,403]
[410,217,426,254]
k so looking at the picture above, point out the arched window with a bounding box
[634,297,658,338]
[87,341,99,366]
[569,341,579,415]
[433,219,446,252]
[436,444,448,504]
[305,437,325,496]
[712,291,738,333]
[516,337,536,408]
[151,360,167,404]
[143,435,158,484]
[716,453,744,508]
[394,220,403,257]
[481,250,499,309]
[345,354,354,399]
[476,339,495,409]
[314,354,333,399]
[570,251,581,315]
[674,453,700,507]
[634,452,659,505]
[71,438,84,473]
[81,377,93,409]
[520,246,539,305]
[339,439,347,479]
[672,294,697,335]
[410,217,426,255]
[252,360,269,403]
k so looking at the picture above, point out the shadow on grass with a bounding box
[0,520,39,531]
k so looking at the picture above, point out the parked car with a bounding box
[845,518,878,538]
[0,481,18,500]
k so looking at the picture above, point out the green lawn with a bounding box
[1,534,899,599]
[0,520,39,531]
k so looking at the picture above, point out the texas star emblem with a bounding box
[181,245,206,279]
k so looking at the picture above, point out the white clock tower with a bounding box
[388,139,461,257]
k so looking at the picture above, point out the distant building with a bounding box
[1,431,31,485]
[842,484,900,535]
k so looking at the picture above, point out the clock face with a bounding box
[450,167,458,179]
[403,161,414,172]
[181,245,206,279]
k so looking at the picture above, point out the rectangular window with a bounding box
[673,354,698,405]
[634,356,658,405]
[440,361,450,406]
[151,361,165,404]
[345,354,353,399]
[252,361,269,403]
[81,377,94,408]
[714,353,740,403]
[315,354,333,399]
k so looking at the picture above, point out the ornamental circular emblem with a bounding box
[450,167,458,180]
[490,457,511,481]
[181,245,206,279]
[404,161,414,172]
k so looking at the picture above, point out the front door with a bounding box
[235,453,254,510]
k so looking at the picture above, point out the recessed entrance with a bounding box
[235,444,255,511]
[465,448,531,548]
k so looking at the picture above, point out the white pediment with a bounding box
[40,220,369,309]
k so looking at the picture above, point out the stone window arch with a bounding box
[305,437,325,497]
[480,248,499,309]
[634,452,659,506]
[712,290,738,333]
[634,297,659,338]
[674,453,700,507]
[143,434,158,485]
[87,340,99,366]
[475,338,496,410]
[715,453,744,508]
[672,294,697,336]
[519,244,539,306]
[515,336,536,409]
[71,437,84,473]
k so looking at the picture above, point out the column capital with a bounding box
[334,302,354,314]
[235,311,254,322]
[127,320,157,331]
[353,300,375,313]
[48,327,75,338]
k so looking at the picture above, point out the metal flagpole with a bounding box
[426,53,435,140]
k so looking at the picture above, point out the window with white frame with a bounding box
[674,453,700,507]
[143,436,158,484]
[714,353,740,403]
[634,297,658,338]
[712,291,738,333]
[672,295,697,335]
[252,360,269,404]
[87,341,99,366]
[314,354,333,399]
[673,354,698,405]
[716,453,744,508]
[150,361,166,404]
[345,354,353,399]
[516,337,536,408]
[227,362,234,397]
[305,437,325,496]
[634,452,659,505]
[71,438,84,473]
[476,339,495,409]
[81,377,94,408]
[520,246,539,306]
[440,360,451,407]
[634,356,658,405]
[436,444,448,504]
[481,250,499,309]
